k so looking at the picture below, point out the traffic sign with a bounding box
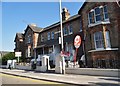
[60,51,70,57]
[74,35,81,48]
[15,52,21,57]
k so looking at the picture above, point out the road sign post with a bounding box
[15,52,22,63]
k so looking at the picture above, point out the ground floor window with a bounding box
[94,31,111,50]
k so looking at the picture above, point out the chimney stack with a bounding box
[62,7,70,21]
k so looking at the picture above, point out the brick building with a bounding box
[14,24,43,62]
[24,24,43,62]
[14,33,25,60]
[78,2,120,68]
[36,8,84,67]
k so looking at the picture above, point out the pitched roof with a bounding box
[28,24,43,33]
[78,2,87,14]
[14,33,24,42]
[42,14,80,32]
[16,33,24,39]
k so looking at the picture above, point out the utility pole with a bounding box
[59,0,65,74]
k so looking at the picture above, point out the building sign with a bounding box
[15,52,22,57]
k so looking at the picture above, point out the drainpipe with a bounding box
[83,32,87,67]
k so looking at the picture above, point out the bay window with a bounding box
[94,31,111,50]
[94,31,104,49]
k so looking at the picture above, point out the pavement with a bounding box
[0,68,120,86]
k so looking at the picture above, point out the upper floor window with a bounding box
[94,7,101,22]
[41,35,44,42]
[80,20,83,32]
[88,5,109,25]
[63,27,68,36]
[68,25,73,34]
[47,32,50,40]
[88,11,94,24]
[27,35,31,43]
[51,32,54,39]
[103,5,109,20]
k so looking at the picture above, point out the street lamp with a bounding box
[59,0,65,74]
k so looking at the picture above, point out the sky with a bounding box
[2,1,84,52]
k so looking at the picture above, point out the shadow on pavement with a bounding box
[88,82,119,86]
[99,78,120,82]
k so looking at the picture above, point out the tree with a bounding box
[1,52,15,65]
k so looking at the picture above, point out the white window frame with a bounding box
[27,35,31,43]
[103,5,109,21]
[51,32,54,39]
[47,32,50,40]
[94,7,101,23]
[68,25,73,35]
[88,11,94,24]
[94,31,111,50]
[94,31,104,50]
[28,47,31,57]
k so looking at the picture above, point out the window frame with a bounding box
[103,5,109,21]
[63,27,68,36]
[47,32,51,40]
[41,34,44,42]
[51,32,54,39]
[68,25,73,35]
[88,11,94,24]
[94,31,104,50]
[94,7,101,23]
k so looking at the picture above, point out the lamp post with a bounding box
[59,0,65,74]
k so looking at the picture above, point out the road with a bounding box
[1,73,73,86]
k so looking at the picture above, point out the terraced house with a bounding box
[14,1,120,68]
[36,8,84,67]
[78,2,120,68]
